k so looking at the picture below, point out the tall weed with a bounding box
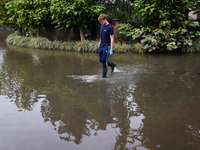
[28,37,49,49]
[73,40,98,52]
[133,43,144,53]
[114,43,133,53]
[44,41,61,50]
[60,42,74,51]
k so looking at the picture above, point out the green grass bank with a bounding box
[6,34,139,53]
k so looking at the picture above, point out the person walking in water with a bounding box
[98,14,116,78]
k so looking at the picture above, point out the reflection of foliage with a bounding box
[0,51,40,110]
[0,45,146,147]
[41,93,91,144]
[1,44,200,149]
[14,87,38,111]
[111,85,145,150]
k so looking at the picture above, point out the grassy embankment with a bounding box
[6,33,143,53]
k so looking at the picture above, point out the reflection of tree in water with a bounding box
[41,92,91,144]
[0,47,151,148]
[0,71,38,110]
[0,50,40,111]
[40,84,146,148]
[111,85,146,150]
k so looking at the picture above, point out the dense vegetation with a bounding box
[0,0,134,38]
[6,33,134,53]
[119,0,200,53]
[1,0,200,53]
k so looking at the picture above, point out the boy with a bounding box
[98,14,116,78]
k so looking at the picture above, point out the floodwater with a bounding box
[0,32,200,150]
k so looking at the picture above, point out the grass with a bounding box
[6,33,139,53]
[60,42,74,51]
[114,43,133,53]
[73,40,98,52]
[182,37,200,53]
[44,40,62,50]
[133,43,145,53]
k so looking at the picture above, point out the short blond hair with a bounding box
[98,14,107,22]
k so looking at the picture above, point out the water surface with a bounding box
[0,33,200,150]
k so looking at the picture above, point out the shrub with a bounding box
[16,37,31,47]
[133,43,144,53]
[44,40,61,50]
[113,22,127,45]
[119,20,200,53]
[6,34,23,46]
[73,40,98,52]
[114,43,133,53]
[6,34,137,54]
[60,42,74,51]
[27,37,49,49]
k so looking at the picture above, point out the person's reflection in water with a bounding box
[98,85,114,130]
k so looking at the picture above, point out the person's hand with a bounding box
[110,48,113,56]
[98,44,100,49]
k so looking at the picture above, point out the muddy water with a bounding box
[0,34,200,150]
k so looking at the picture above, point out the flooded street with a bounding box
[0,32,200,150]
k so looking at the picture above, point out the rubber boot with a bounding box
[101,67,107,78]
[108,60,116,73]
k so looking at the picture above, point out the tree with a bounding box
[99,0,134,21]
[118,0,200,53]
[134,0,200,28]
[50,0,104,40]
[0,0,17,27]
[6,0,52,36]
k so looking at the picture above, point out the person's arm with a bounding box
[98,39,101,49]
[110,35,114,49]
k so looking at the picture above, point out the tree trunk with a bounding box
[79,26,85,41]
[19,27,22,36]
[37,28,40,38]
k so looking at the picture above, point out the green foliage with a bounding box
[0,0,10,26]
[28,37,49,49]
[72,40,98,52]
[182,37,200,53]
[60,42,74,51]
[44,40,62,50]
[134,0,200,28]
[114,43,133,53]
[6,34,137,53]
[0,0,18,27]
[6,34,49,48]
[100,0,134,21]
[50,0,104,35]
[133,43,144,53]
[119,20,200,53]
[113,22,127,45]
[5,0,51,33]
[6,33,23,45]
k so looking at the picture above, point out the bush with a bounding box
[44,40,62,50]
[6,34,23,46]
[133,43,144,53]
[16,37,31,47]
[60,42,74,51]
[114,43,133,53]
[119,20,200,53]
[113,22,127,45]
[28,37,49,49]
[73,40,98,52]
[6,34,139,53]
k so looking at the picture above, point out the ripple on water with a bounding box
[66,75,100,83]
